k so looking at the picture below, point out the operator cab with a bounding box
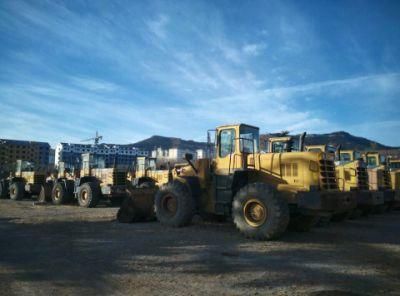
[389,160,400,170]
[338,150,362,163]
[214,124,259,171]
[364,152,386,168]
[306,144,336,154]
[266,132,306,153]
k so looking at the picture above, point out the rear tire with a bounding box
[155,180,194,227]
[0,180,9,199]
[38,181,53,203]
[78,182,100,208]
[52,182,71,205]
[9,182,25,200]
[331,211,351,222]
[139,181,155,188]
[349,208,363,220]
[232,182,289,240]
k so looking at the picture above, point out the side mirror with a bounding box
[185,153,193,161]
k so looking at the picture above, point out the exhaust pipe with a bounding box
[335,144,341,161]
[299,132,306,152]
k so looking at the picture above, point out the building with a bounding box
[151,147,205,163]
[49,148,55,166]
[55,143,149,168]
[0,139,50,174]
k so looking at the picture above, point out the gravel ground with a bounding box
[0,199,399,296]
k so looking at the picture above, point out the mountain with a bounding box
[260,131,397,151]
[131,135,208,151]
[133,131,398,152]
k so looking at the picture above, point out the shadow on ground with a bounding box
[0,203,399,295]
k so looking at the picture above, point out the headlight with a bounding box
[309,160,319,172]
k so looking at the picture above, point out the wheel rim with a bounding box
[55,188,61,200]
[243,198,267,227]
[161,194,177,216]
[81,190,88,201]
[11,188,16,195]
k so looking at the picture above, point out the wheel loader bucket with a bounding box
[117,187,157,223]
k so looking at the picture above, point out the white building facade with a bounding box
[55,143,148,168]
[151,147,205,163]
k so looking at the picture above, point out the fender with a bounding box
[180,176,202,211]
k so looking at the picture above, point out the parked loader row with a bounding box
[1,122,399,241]
[0,153,162,208]
[118,123,400,241]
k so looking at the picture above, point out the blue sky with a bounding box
[0,0,399,147]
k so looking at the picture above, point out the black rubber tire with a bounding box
[139,181,155,188]
[374,204,387,214]
[315,216,331,227]
[288,214,318,232]
[38,181,53,203]
[78,182,100,208]
[331,211,351,222]
[52,182,69,205]
[349,208,363,220]
[9,182,25,200]
[117,196,150,223]
[232,182,289,240]
[110,196,124,207]
[0,180,9,199]
[155,180,194,227]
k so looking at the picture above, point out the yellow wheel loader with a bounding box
[306,145,385,216]
[3,160,47,201]
[336,150,385,215]
[123,123,355,240]
[363,152,397,210]
[46,162,77,205]
[64,153,129,208]
[389,159,400,208]
[117,156,171,223]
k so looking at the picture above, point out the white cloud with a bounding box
[146,14,170,39]
[242,43,266,56]
[71,77,120,92]
[1,1,399,147]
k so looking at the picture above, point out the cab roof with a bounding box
[216,123,259,130]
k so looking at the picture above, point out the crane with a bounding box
[81,131,103,145]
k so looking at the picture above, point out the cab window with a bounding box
[341,153,351,162]
[239,126,259,153]
[390,162,400,169]
[219,129,235,158]
[354,151,361,160]
[272,141,286,153]
[367,156,377,167]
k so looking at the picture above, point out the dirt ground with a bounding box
[0,199,399,296]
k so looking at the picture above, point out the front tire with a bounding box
[9,182,25,200]
[232,182,289,240]
[52,182,71,205]
[38,181,53,203]
[78,182,100,208]
[155,180,194,227]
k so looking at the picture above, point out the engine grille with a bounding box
[33,174,45,185]
[319,159,338,190]
[357,167,369,190]
[383,170,392,190]
[113,171,127,186]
